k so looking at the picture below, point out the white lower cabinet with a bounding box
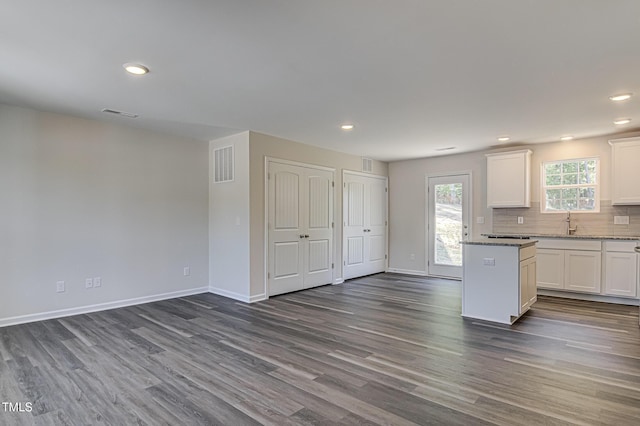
[604,241,639,298]
[564,250,601,293]
[536,240,601,294]
[537,239,639,299]
[520,255,537,314]
[536,249,564,290]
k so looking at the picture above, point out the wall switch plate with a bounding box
[483,258,496,266]
[85,278,93,289]
[476,216,485,224]
[56,281,65,293]
[183,266,190,276]
[93,277,101,287]
[517,216,524,224]
[614,215,630,225]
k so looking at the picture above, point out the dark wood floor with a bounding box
[1,273,639,425]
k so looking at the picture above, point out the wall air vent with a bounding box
[101,108,139,118]
[362,157,373,173]
[213,145,234,183]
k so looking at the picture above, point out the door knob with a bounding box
[299,234,305,239]
[304,234,309,238]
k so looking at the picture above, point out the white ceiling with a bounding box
[2,1,640,161]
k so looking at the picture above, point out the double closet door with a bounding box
[268,161,334,296]
[343,172,388,280]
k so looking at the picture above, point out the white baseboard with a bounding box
[333,278,344,285]
[208,286,253,303]
[249,293,267,303]
[386,268,427,276]
[538,289,639,306]
[0,286,209,328]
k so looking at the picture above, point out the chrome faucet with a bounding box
[566,211,577,235]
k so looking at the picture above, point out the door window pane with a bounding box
[434,183,462,266]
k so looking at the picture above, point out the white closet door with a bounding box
[269,162,305,296]
[304,169,334,288]
[343,172,388,280]
[268,161,334,296]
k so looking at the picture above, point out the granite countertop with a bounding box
[461,238,538,248]
[482,233,640,241]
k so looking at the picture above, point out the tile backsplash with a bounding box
[492,201,640,236]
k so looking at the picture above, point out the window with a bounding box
[541,158,599,212]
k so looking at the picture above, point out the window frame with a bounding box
[540,157,600,213]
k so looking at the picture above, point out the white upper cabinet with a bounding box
[486,149,532,208]
[610,137,640,205]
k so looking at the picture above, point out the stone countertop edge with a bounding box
[481,233,640,241]
[461,238,538,248]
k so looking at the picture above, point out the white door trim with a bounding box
[425,171,473,279]
[264,157,336,298]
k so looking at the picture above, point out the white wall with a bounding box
[388,150,490,274]
[0,105,209,325]
[209,132,252,301]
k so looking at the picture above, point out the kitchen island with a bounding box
[461,238,537,324]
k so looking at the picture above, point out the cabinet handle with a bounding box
[634,246,640,253]
[304,234,310,238]
[299,234,305,239]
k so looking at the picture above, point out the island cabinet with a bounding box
[610,137,640,205]
[461,239,537,324]
[486,149,532,208]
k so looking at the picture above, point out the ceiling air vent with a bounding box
[213,145,234,183]
[101,108,138,118]
[362,157,373,173]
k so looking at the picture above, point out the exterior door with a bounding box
[427,174,470,279]
[343,172,388,280]
[268,161,334,296]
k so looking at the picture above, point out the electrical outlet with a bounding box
[614,215,630,225]
[85,278,93,289]
[93,277,101,287]
[483,258,496,266]
[56,281,65,293]
[476,216,485,224]
[183,266,190,276]
[517,216,524,224]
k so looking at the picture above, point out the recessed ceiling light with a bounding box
[614,118,631,125]
[123,63,149,75]
[560,136,574,141]
[609,93,632,102]
[341,124,354,130]
[497,136,510,142]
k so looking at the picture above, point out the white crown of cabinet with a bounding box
[486,149,532,208]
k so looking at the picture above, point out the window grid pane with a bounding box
[542,158,598,212]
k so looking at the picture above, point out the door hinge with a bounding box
[268,272,271,279]
[344,182,346,188]
[267,172,271,180]
[332,181,335,187]
[344,261,346,266]
[385,254,388,259]
[385,187,388,193]
[332,222,334,228]
[385,221,387,226]
[332,263,334,269]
